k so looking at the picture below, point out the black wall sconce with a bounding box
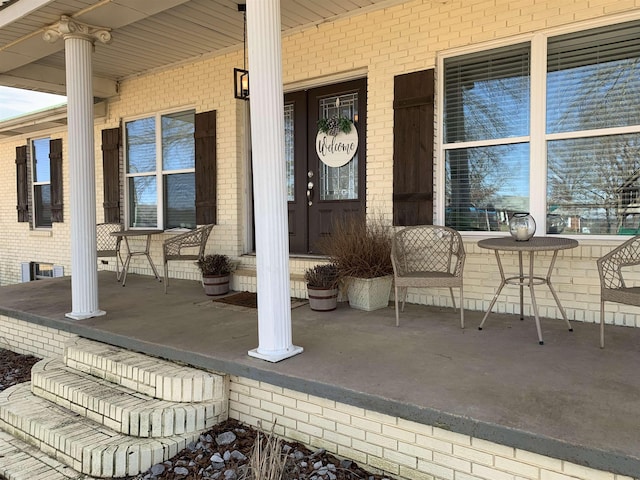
[234,68,249,100]
[234,4,249,100]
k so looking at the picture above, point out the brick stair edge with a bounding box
[63,338,226,402]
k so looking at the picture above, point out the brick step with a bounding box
[31,358,225,438]
[232,267,349,303]
[0,429,97,480]
[0,383,199,477]
[64,338,224,402]
[232,267,308,299]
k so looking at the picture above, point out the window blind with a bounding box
[444,43,530,143]
[547,20,640,134]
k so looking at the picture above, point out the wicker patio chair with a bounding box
[596,235,640,348]
[162,224,214,293]
[96,222,124,281]
[391,225,466,328]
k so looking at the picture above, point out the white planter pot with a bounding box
[346,275,393,311]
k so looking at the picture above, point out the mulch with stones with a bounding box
[0,349,39,390]
[0,349,397,480]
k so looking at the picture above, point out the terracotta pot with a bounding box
[202,274,230,296]
[307,285,338,311]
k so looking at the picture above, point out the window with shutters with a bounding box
[31,137,52,228]
[17,138,62,227]
[124,109,196,229]
[441,19,640,236]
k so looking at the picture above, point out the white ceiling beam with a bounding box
[0,101,107,138]
[0,0,55,28]
[76,0,192,28]
[0,64,118,98]
[0,30,64,73]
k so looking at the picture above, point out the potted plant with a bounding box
[316,215,394,311]
[196,254,233,296]
[304,263,340,311]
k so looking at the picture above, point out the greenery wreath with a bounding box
[317,115,353,136]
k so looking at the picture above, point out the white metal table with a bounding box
[477,236,578,344]
[111,229,163,286]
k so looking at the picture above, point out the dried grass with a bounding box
[316,214,393,279]
[243,423,294,480]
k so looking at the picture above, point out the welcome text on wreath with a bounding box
[315,120,359,168]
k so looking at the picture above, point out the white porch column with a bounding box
[246,0,303,362]
[44,16,111,320]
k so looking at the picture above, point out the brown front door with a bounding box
[285,78,367,254]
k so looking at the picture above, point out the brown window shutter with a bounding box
[102,127,121,223]
[16,145,29,223]
[393,69,434,226]
[50,138,63,223]
[195,110,217,225]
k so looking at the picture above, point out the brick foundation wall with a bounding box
[228,376,633,480]
[0,316,77,358]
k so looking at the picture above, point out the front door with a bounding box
[285,78,367,254]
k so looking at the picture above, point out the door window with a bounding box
[318,93,359,201]
[284,103,295,202]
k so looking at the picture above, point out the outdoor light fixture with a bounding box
[234,4,249,100]
[234,68,249,100]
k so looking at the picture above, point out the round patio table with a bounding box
[477,236,578,345]
[111,229,164,287]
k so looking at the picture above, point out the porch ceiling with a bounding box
[0,0,400,99]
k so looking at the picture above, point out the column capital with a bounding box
[43,15,111,44]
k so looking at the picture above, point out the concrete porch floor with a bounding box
[0,271,638,478]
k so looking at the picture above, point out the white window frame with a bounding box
[437,11,640,239]
[123,107,196,231]
[31,136,51,229]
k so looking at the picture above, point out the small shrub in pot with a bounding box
[304,263,339,289]
[197,254,233,276]
[197,254,232,296]
[304,263,339,311]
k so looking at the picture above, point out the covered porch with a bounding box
[0,272,637,478]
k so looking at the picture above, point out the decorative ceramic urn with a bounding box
[509,213,536,241]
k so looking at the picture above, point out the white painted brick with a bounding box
[347,414,381,434]
[472,463,518,480]
[366,431,398,450]
[417,458,456,480]
[368,455,400,476]
[560,462,616,480]
[495,455,540,477]
[282,405,309,423]
[398,441,433,462]
[453,444,494,465]
[384,448,418,469]
[271,392,297,408]
[322,429,352,448]
[382,424,416,442]
[416,433,453,454]
[471,437,515,457]
[337,445,369,466]
[295,399,323,415]
[541,470,587,480]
